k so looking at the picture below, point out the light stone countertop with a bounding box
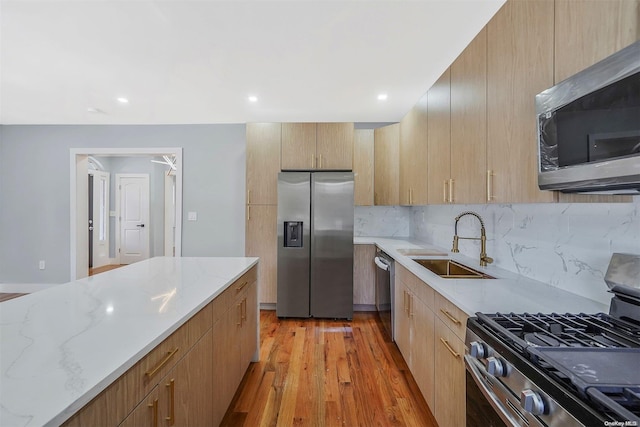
[0,256,258,427]
[355,237,609,315]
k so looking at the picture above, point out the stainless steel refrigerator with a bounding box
[277,172,354,319]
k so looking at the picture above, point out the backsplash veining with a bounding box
[411,200,640,306]
[355,206,411,237]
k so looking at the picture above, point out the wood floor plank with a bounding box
[222,311,437,427]
[278,326,306,427]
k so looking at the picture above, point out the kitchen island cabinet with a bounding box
[0,257,258,427]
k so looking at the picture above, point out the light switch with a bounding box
[188,211,198,221]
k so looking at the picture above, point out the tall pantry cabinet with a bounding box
[245,123,280,305]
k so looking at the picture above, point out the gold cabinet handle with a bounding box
[165,379,175,425]
[237,302,242,326]
[403,290,407,315]
[409,294,414,317]
[440,308,461,325]
[319,153,323,169]
[247,189,251,205]
[448,179,454,203]
[148,398,158,427]
[487,170,493,202]
[145,348,179,378]
[247,205,250,221]
[311,154,315,169]
[443,180,447,203]
[236,280,249,292]
[440,337,460,359]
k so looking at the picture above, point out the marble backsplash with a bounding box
[355,206,411,237]
[410,200,640,306]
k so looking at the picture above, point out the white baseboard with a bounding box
[0,283,60,293]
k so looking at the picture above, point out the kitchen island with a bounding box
[0,256,258,427]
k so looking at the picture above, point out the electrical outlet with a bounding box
[39,260,46,270]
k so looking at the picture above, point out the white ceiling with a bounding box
[0,0,505,125]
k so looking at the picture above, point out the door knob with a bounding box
[137,224,145,228]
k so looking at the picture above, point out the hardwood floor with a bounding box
[89,264,124,276]
[221,311,437,427]
[0,293,27,303]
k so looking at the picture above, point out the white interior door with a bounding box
[90,170,110,268]
[117,174,150,264]
[164,173,176,256]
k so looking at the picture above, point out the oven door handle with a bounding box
[374,257,390,271]
[464,355,522,427]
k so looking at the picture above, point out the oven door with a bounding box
[465,355,537,427]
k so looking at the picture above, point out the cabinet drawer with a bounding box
[233,266,258,299]
[434,293,467,340]
[396,264,417,291]
[187,302,213,348]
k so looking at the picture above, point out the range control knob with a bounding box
[485,356,506,377]
[521,389,545,415]
[469,341,486,359]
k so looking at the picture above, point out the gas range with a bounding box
[465,254,640,427]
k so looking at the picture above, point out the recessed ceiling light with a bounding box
[377,93,388,101]
[117,97,129,104]
[248,95,258,103]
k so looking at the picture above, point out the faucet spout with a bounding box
[451,211,493,267]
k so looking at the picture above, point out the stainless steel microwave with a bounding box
[536,40,640,194]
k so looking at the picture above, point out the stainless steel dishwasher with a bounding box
[374,250,394,340]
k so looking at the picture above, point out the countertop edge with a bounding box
[355,237,609,316]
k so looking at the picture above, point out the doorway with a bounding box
[70,148,183,281]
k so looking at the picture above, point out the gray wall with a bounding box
[0,124,246,284]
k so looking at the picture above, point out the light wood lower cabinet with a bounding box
[393,264,466,424]
[353,244,376,306]
[394,266,435,408]
[434,317,466,427]
[63,266,258,427]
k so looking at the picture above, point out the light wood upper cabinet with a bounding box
[450,28,488,205]
[281,123,317,170]
[399,93,429,206]
[554,0,639,83]
[427,69,452,205]
[554,0,638,204]
[317,122,354,170]
[281,122,354,170]
[246,123,281,205]
[486,0,556,204]
[374,123,400,206]
[353,129,374,206]
[246,204,277,304]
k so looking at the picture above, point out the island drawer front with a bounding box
[434,292,468,340]
[211,265,258,323]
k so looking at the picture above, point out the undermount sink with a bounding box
[412,258,495,279]
[397,248,448,256]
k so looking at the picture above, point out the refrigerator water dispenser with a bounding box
[284,221,303,247]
